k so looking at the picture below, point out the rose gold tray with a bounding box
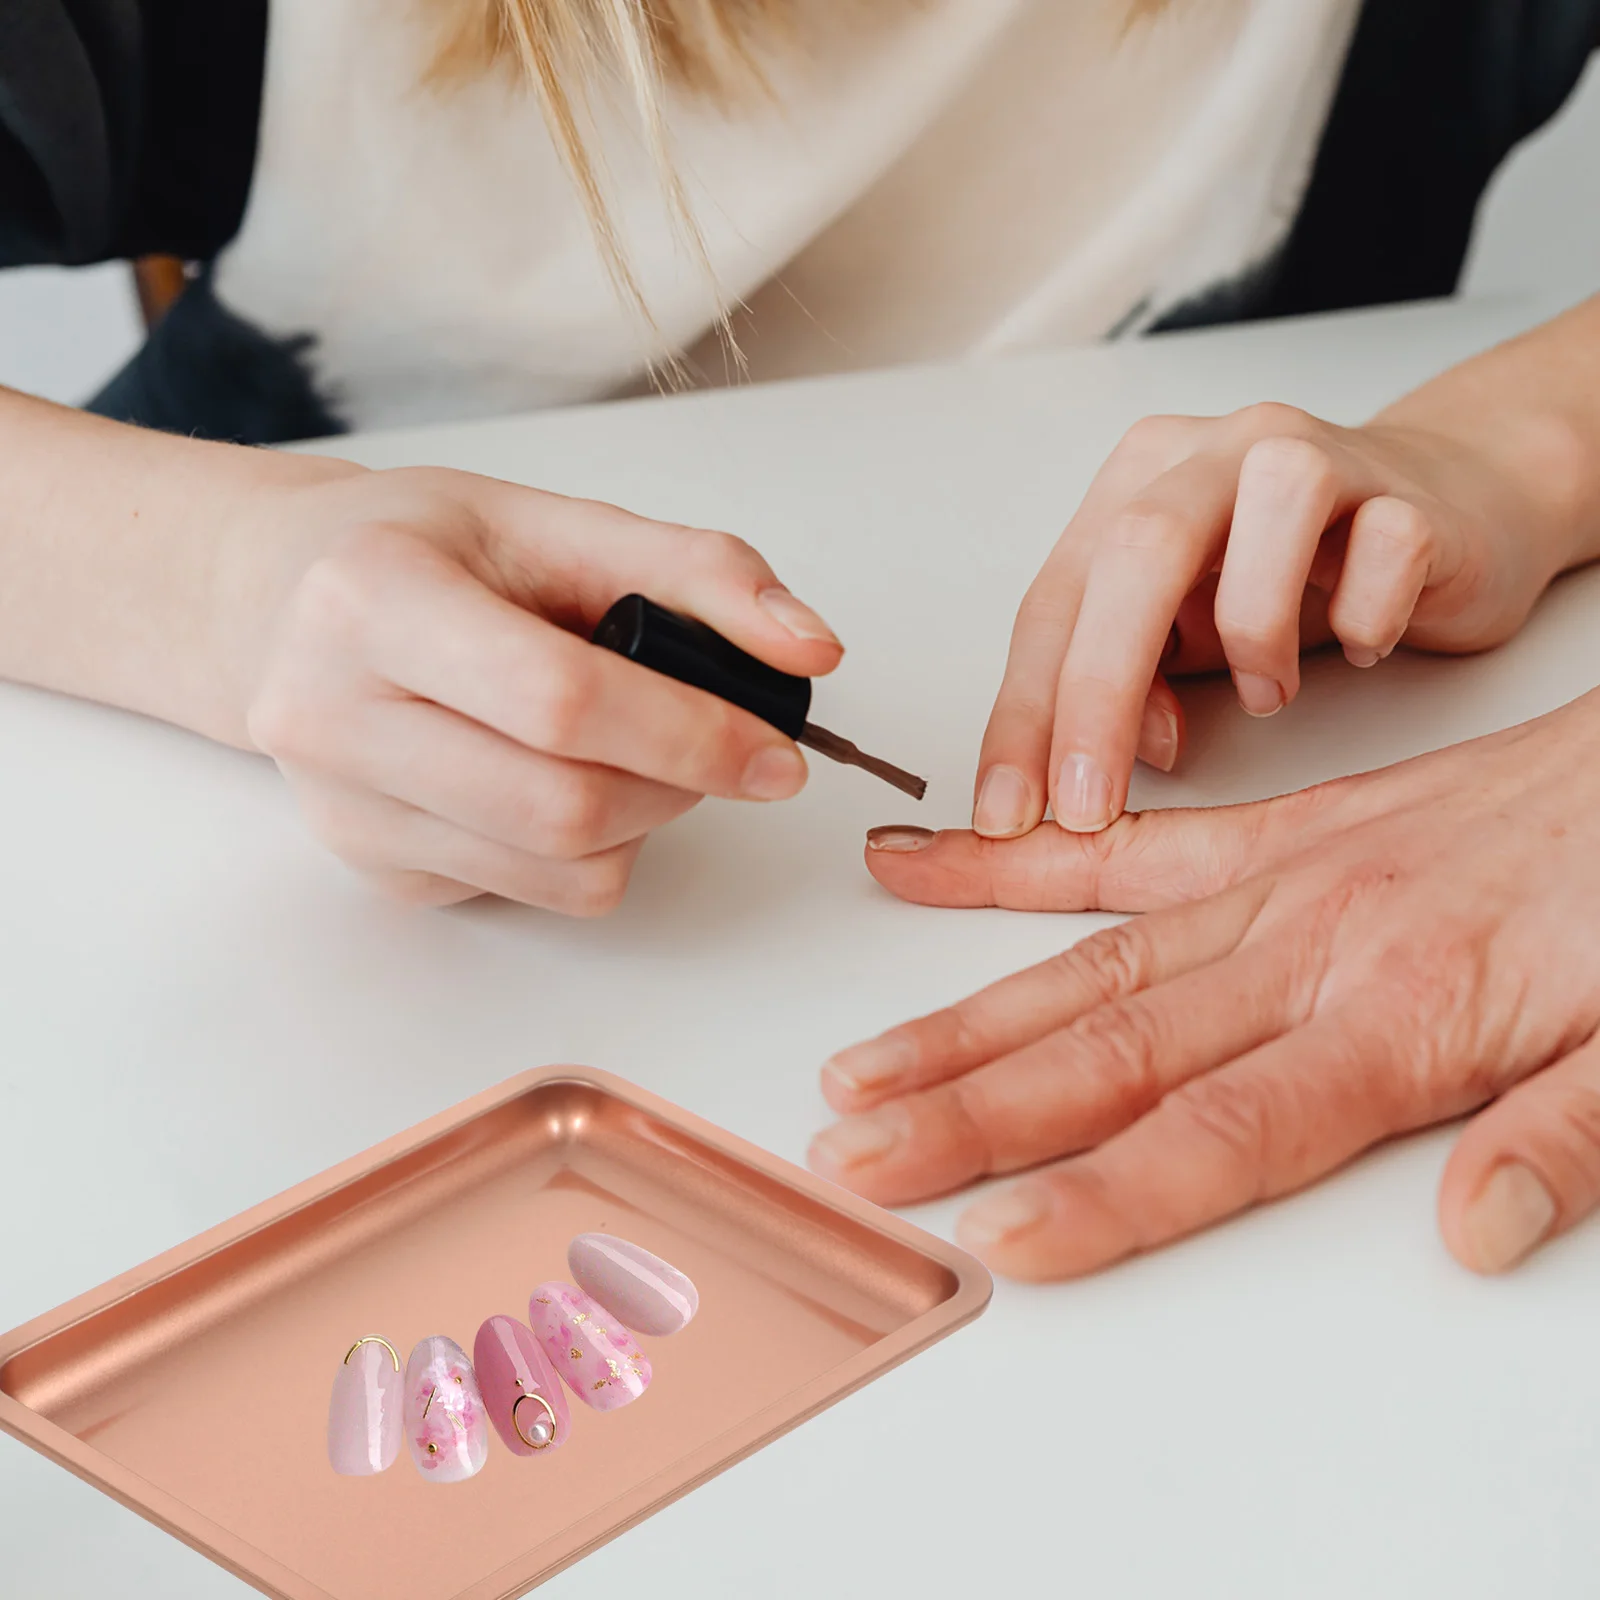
[0,1066,990,1600]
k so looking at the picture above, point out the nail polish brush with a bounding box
[592,594,927,801]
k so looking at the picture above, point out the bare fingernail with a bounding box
[1344,646,1381,669]
[810,1108,905,1171]
[958,1183,1050,1250]
[866,825,936,854]
[742,745,807,800]
[1138,703,1180,773]
[1234,672,1285,718]
[1461,1161,1556,1273]
[757,587,841,647]
[823,1035,916,1097]
[973,765,1031,837]
[1056,753,1114,833]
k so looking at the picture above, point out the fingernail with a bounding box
[1056,753,1114,833]
[1138,702,1180,773]
[404,1336,489,1482]
[822,1034,917,1097]
[529,1282,651,1412]
[1234,672,1285,718]
[1461,1161,1557,1273]
[473,1315,570,1456]
[866,825,935,853]
[973,765,1031,837]
[958,1183,1050,1251]
[757,587,841,646]
[1344,646,1381,669]
[742,744,807,800]
[327,1338,403,1476]
[810,1108,905,1170]
[568,1233,699,1337]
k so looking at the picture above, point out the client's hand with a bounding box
[231,466,841,911]
[972,297,1600,840]
[812,693,1600,1281]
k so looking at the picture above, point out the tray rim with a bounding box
[0,1063,993,1600]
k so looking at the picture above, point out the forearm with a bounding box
[0,387,359,746]
[1372,293,1600,574]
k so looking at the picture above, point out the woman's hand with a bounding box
[973,299,1600,841]
[811,692,1600,1281]
[226,464,842,911]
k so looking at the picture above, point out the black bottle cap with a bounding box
[592,594,813,740]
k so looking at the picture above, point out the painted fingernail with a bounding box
[973,765,1031,837]
[810,1107,905,1171]
[1461,1161,1557,1273]
[529,1282,652,1412]
[1056,753,1114,833]
[473,1315,570,1456]
[328,1338,403,1476]
[1234,673,1285,717]
[822,1034,917,1098]
[568,1234,699,1337]
[1344,646,1381,669]
[1138,702,1180,773]
[866,825,935,853]
[404,1336,489,1482]
[958,1183,1050,1251]
[757,587,841,646]
[742,744,807,800]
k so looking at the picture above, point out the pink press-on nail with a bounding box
[327,1337,403,1476]
[403,1336,489,1482]
[473,1315,570,1456]
[529,1281,652,1412]
[568,1234,699,1337]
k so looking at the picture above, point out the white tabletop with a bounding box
[5,293,1600,1599]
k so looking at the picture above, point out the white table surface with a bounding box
[4,293,1600,1599]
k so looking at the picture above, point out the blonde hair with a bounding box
[431,1,1171,359]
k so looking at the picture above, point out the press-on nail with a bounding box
[1057,753,1114,832]
[866,825,935,853]
[1234,673,1284,717]
[529,1283,652,1412]
[328,1339,403,1476]
[403,1337,489,1482]
[1461,1162,1556,1273]
[742,745,807,800]
[473,1315,570,1456]
[757,587,841,646]
[973,766,1031,836]
[569,1234,700,1337]
[1138,703,1180,773]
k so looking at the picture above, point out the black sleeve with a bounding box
[0,0,267,268]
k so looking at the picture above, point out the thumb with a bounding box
[863,786,1335,913]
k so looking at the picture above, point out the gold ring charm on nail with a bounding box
[344,1336,401,1373]
[512,1390,559,1450]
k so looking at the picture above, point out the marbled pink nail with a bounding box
[528,1281,652,1412]
[567,1233,699,1337]
[327,1338,403,1476]
[403,1336,488,1482]
[473,1315,570,1456]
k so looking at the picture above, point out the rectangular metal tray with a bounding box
[0,1066,991,1599]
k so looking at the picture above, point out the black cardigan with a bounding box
[2,0,1597,441]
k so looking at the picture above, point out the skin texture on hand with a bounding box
[973,294,1600,843]
[812,691,1600,1282]
[0,387,842,915]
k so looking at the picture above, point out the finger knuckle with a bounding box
[560,854,633,919]
[1109,503,1190,555]
[1239,433,1337,495]
[1212,606,1284,659]
[1235,401,1315,440]
[1166,1073,1277,1173]
[1117,413,1190,459]
[529,772,610,858]
[245,681,314,760]
[1067,1000,1167,1111]
[366,868,478,908]
[1059,921,1154,1005]
[1545,1080,1600,1174]
[688,525,762,577]
[526,661,597,750]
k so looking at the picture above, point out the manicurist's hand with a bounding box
[972,295,1600,839]
[812,691,1600,1281]
[0,389,840,913]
